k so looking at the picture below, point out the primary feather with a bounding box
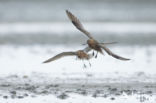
[66,10,93,39]
[43,52,76,63]
[100,44,130,61]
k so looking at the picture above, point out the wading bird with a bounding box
[43,47,92,68]
[66,10,130,61]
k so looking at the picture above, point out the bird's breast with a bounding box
[77,51,89,59]
[87,39,97,48]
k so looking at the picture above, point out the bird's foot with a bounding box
[89,62,91,67]
[95,52,98,58]
[83,64,87,69]
[92,51,94,56]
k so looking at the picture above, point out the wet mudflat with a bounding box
[0,73,155,103]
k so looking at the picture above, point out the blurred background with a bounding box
[0,0,156,81]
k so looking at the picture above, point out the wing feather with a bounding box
[66,10,93,39]
[99,42,118,45]
[43,52,76,63]
[100,44,130,61]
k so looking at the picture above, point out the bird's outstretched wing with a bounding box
[43,52,76,63]
[66,10,93,39]
[99,42,118,45]
[83,46,92,53]
[100,44,130,61]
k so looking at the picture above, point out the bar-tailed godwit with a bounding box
[66,10,130,61]
[43,47,92,63]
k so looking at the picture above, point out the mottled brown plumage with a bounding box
[87,39,103,54]
[66,10,130,61]
[77,50,90,60]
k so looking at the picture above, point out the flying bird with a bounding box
[66,10,130,61]
[43,47,93,67]
[43,47,92,68]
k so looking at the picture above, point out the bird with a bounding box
[43,47,93,67]
[66,10,130,61]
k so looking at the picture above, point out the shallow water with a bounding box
[0,22,156,45]
[0,45,155,75]
[0,0,156,22]
[0,44,155,102]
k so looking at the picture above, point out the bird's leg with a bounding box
[83,64,87,68]
[92,51,94,56]
[95,52,98,58]
[82,60,87,69]
[88,60,91,67]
